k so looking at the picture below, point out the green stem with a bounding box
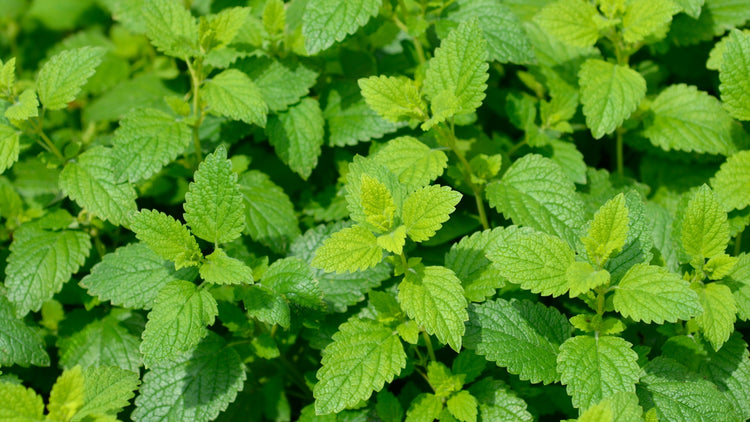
[186,58,204,164]
[595,287,606,317]
[30,116,65,162]
[615,128,624,177]
[421,331,436,362]
[393,0,426,66]
[506,139,528,158]
[735,229,744,256]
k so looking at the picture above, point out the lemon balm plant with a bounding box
[1,0,750,421]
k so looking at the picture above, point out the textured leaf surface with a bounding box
[681,185,730,260]
[445,228,508,302]
[0,123,19,174]
[4,88,38,121]
[302,0,381,54]
[267,97,324,180]
[5,226,90,316]
[402,185,462,242]
[199,248,253,285]
[203,69,267,127]
[557,335,640,410]
[0,382,44,421]
[143,0,199,58]
[711,150,750,211]
[719,29,750,120]
[314,319,406,414]
[447,390,478,422]
[359,76,427,123]
[579,392,643,422]
[583,193,629,266]
[465,299,571,384]
[242,284,290,328]
[469,378,533,422]
[263,257,322,309]
[312,225,383,274]
[130,209,203,269]
[566,262,610,298]
[37,47,105,110]
[324,82,398,146]
[370,136,448,190]
[622,0,679,43]
[238,170,300,253]
[240,57,318,112]
[361,174,397,233]
[58,315,141,373]
[405,393,443,422]
[345,155,406,228]
[534,0,600,47]
[398,266,468,351]
[694,282,736,351]
[47,365,85,422]
[76,366,140,421]
[0,294,49,367]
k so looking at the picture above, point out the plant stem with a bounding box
[421,331,436,362]
[615,127,624,177]
[186,58,204,164]
[30,116,65,162]
[393,0,426,66]
[735,229,744,256]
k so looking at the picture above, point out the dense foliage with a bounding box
[1,0,750,421]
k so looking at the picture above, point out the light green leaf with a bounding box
[486,154,585,246]
[681,185,730,261]
[719,29,750,120]
[613,263,702,323]
[202,69,267,127]
[262,0,285,36]
[371,136,449,190]
[487,230,575,297]
[0,57,15,97]
[0,123,19,174]
[445,228,508,302]
[693,282,736,351]
[263,257,323,309]
[643,84,737,155]
[242,284,290,328]
[59,146,138,227]
[323,82,398,147]
[47,365,85,422]
[674,0,704,18]
[578,392,643,422]
[548,139,587,185]
[267,97,324,180]
[711,150,750,211]
[314,319,406,415]
[0,382,44,421]
[199,248,253,285]
[75,366,140,421]
[37,47,105,110]
[427,361,462,398]
[130,209,203,269]
[311,225,383,273]
[405,393,443,422]
[239,57,318,112]
[469,378,534,422]
[133,333,246,421]
[302,0,381,54]
[5,225,90,317]
[578,59,646,139]
[447,391,478,422]
[534,0,600,47]
[111,108,191,183]
[143,0,199,58]
[622,0,679,43]
[566,262,610,298]
[208,6,250,48]
[605,190,654,280]
[424,19,488,124]
[361,174,397,233]
[465,299,571,384]
[0,294,49,367]
[557,335,640,410]
[398,266,468,351]
[58,315,141,373]
[140,280,218,367]
[238,170,300,253]
[583,193,629,266]
[4,88,38,121]
[358,75,427,123]
[402,185,462,242]
[184,146,245,244]
[345,155,406,228]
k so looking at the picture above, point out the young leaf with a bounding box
[566,262,610,298]
[719,29,750,120]
[314,319,406,414]
[468,378,534,421]
[242,285,291,328]
[240,57,319,112]
[262,0,285,36]
[370,136,449,190]
[184,146,245,244]
[58,316,141,373]
[582,193,629,265]
[130,209,203,269]
[427,361,463,397]
[323,82,398,147]
[445,228,508,302]
[465,299,571,384]
[0,383,44,421]
[311,225,383,273]
[143,0,199,58]
[77,366,140,420]
[613,264,702,323]
[711,150,750,211]
[37,47,105,110]
[202,69,267,127]
[361,174,397,233]
[402,185,462,242]
[199,248,253,285]
[621,0,679,44]
[557,335,640,410]
[267,97,325,180]
[693,282,736,351]
[0,123,20,174]
[578,392,643,422]
[5,226,90,317]
[48,365,85,422]
[578,59,646,139]
[262,257,323,309]
[302,0,381,55]
[140,280,218,367]
[209,6,250,48]
[345,156,406,227]
[534,0,600,47]
[358,75,427,123]
[398,266,468,351]
[0,57,15,97]
[405,393,443,422]
[447,390,478,422]
[4,88,38,121]
[681,185,730,261]
[0,294,49,367]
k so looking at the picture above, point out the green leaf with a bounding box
[140,280,218,367]
[427,361,462,397]
[358,75,427,123]
[238,170,300,253]
[711,150,750,211]
[242,284,290,328]
[719,29,750,120]
[312,225,383,273]
[202,69,267,127]
[184,146,245,244]
[75,366,140,421]
[130,209,203,269]
[566,262,610,298]
[534,0,600,47]
[199,248,253,285]
[423,19,489,124]
[370,136,449,190]
[361,174,397,233]
[0,294,49,367]
[469,378,534,422]
[699,333,750,420]
[622,0,679,44]
[0,57,15,97]
[643,84,737,155]
[47,365,85,422]
[37,47,105,110]
[239,57,319,112]
[605,190,654,280]
[323,82,398,147]
[402,185,462,242]
[613,264,702,323]
[405,393,443,422]
[578,392,643,422]
[376,390,404,422]
[208,6,250,48]
[5,225,90,317]
[262,0,285,36]
[557,335,640,410]
[0,123,19,174]
[59,146,138,227]
[4,88,38,121]
[81,242,197,309]
[486,154,585,246]
[267,97,324,180]
[302,0,381,54]
[578,59,646,139]
[447,391,478,422]
[345,155,406,229]
[111,107,192,183]
[486,230,575,297]
[680,185,730,261]
[133,333,246,421]
[263,257,323,309]
[143,0,199,58]
[314,319,406,414]
[693,282,736,350]
[465,299,571,384]
[0,382,44,421]
[398,266,468,351]
[445,228,508,302]
[58,315,141,373]
[582,193,629,266]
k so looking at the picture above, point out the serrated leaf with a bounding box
[427,361,462,398]
[469,378,534,422]
[5,226,90,317]
[37,47,105,110]
[405,393,443,422]
[402,185,462,242]
[0,57,15,96]
[693,282,736,351]
[312,225,383,273]
[613,264,702,323]
[486,154,585,246]
[263,257,322,309]
[48,365,85,422]
[324,82,398,146]
[302,0,381,54]
[199,248,253,285]
[643,84,736,155]
[566,262,611,298]
[202,69,267,127]
[267,97,324,180]
[0,295,49,367]
[314,319,406,414]
[583,193,629,266]
[209,6,250,48]
[143,0,199,58]
[557,335,640,410]
[262,0,285,36]
[720,29,750,120]
[130,209,203,269]
[358,75,427,123]
[398,266,468,351]
[59,146,138,227]
[4,88,38,121]
[445,228,508,302]
[0,382,44,421]
[578,59,646,139]
[370,136,448,190]
[75,366,140,421]
[534,0,600,47]
[487,230,575,297]
[140,280,218,367]
[622,0,679,44]
[242,284,290,328]
[579,392,643,422]
[447,391,478,422]
[58,315,141,373]
[547,139,587,185]
[605,190,654,280]
[0,123,20,175]
[111,108,191,183]
[345,155,406,229]
[465,299,571,384]
[711,150,750,211]
[681,185,730,262]
[239,56,318,112]
[133,333,246,422]
[699,333,750,420]
[238,170,300,253]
